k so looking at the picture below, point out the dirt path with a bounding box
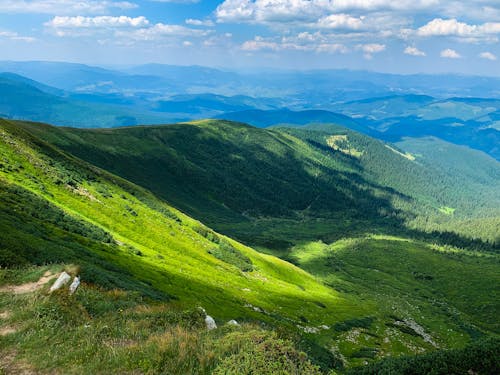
[0,350,37,374]
[0,271,55,295]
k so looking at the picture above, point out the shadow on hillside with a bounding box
[17,120,499,254]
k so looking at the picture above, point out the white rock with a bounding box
[227,319,240,326]
[49,272,71,292]
[69,276,80,295]
[205,315,217,330]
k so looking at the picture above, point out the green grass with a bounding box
[14,119,498,250]
[0,271,322,374]
[0,118,499,372]
[286,235,499,367]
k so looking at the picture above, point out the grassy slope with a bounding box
[281,235,500,368]
[15,119,499,247]
[1,118,499,371]
[0,118,360,333]
[396,136,500,242]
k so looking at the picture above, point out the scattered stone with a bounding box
[297,325,320,334]
[69,276,80,295]
[227,319,240,326]
[205,315,217,330]
[50,272,71,292]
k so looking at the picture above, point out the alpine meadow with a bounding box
[0,1,500,374]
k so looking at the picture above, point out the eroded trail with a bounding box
[0,271,55,295]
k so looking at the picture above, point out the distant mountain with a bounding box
[325,95,500,160]
[0,73,173,127]
[3,61,500,101]
[0,60,173,93]
[153,93,281,116]
[216,109,369,133]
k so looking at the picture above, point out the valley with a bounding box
[1,114,498,373]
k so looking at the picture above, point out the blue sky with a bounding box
[0,0,499,75]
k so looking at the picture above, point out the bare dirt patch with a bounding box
[0,350,37,375]
[0,271,56,295]
[0,325,17,336]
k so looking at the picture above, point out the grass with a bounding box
[0,270,322,374]
[0,118,499,372]
[286,235,500,367]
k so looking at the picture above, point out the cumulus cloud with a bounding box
[356,43,386,59]
[216,0,440,24]
[417,18,500,42]
[185,18,215,27]
[404,46,426,56]
[316,14,364,30]
[479,51,497,60]
[45,15,211,41]
[0,0,137,15]
[440,48,461,58]
[46,16,149,29]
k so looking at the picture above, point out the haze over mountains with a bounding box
[1,61,499,160]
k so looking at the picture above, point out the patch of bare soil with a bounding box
[0,271,56,295]
[0,350,37,374]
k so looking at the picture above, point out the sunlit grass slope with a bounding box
[285,235,500,367]
[15,119,499,249]
[0,118,359,326]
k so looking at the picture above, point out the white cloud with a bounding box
[0,0,137,15]
[358,43,385,53]
[404,46,426,56]
[0,30,36,42]
[120,23,210,41]
[45,15,211,42]
[417,18,500,42]
[216,0,440,24]
[241,34,348,53]
[440,48,461,58]
[316,14,364,30]
[46,16,149,29]
[241,37,280,51]
[185,18,215,27]
[150,0,199,3]
[479,51,497,60]
[356,43,385,59]
[418,18,476,36]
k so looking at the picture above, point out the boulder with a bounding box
[205,315,217,330]
[49,272,71,292]
[69,276,80,295]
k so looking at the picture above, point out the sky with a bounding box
[0,0,499,75]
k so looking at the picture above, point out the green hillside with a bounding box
[16,119,499,248]
[1,118,499,373]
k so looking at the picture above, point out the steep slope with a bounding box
[17,119,499,248]
[1,118,499,372]
[0,118,355,332]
